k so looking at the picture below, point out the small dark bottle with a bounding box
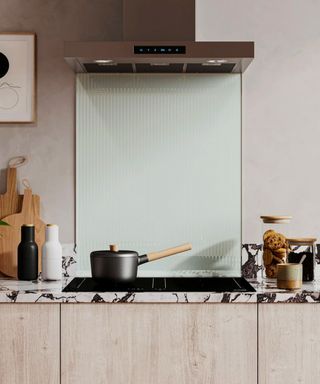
[18,224,38,280]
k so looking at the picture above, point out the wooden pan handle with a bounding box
[147,243,192,262]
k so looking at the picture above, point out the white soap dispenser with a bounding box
[42,224,62,281]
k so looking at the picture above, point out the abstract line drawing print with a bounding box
[0,52,9,78]
[0,82,21,110]
[0,51,21,110]
[0,34,36,122]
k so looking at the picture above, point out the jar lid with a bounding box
[287,237,317,245]
[22,223,34,227]
[260,215,292,224]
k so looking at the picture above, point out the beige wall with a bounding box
[0,0,122,242]
[1,0,319,244]
[197,0,320,242]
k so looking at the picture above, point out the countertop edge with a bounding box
[1,278,320,303]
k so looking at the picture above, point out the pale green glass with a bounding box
[76,74,241,276]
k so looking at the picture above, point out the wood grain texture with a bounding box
[0,168,20,219]
[61,304,257,384]
[0,304,60,384]
[147,243,192,261]
[0,188,45,277]
[259,304,320,384]
[0,168,40,220]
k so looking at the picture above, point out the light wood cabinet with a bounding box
[259,304,320,384]
[61,303,257,384]
[10,302,320,384]
[0,304,60,384]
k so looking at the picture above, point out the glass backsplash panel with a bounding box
[77,74,241,276]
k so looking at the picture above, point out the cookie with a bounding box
[264,232,286,250]
[273,248,287,256]
[265,263,277,278]
[263,229,275,241]
[273,255,285,264]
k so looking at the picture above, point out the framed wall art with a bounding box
[0,33,36,123]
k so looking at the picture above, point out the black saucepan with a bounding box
[90,243,192,282]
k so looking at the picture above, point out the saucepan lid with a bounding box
[90,244,138,258]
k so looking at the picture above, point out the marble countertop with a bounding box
[1,277,320,303]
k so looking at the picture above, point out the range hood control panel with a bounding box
[134,45,186,54]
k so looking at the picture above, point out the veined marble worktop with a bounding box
[1,277,320,303]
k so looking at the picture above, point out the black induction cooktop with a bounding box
[62,277,255,293]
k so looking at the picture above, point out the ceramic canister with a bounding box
[277,263,302,290]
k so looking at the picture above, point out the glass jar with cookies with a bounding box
[260,216,292,279]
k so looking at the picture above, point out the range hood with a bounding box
[64,0,254,74]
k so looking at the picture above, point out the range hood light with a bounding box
[150,63,170,66]
[203,62,222,66]
[95,59,113,64]
[206,59,227,64]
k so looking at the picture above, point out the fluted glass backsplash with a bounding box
[77,74,241,276]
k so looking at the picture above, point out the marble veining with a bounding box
[241,244,262,279]
[257,291,320,303]
[62,244,77,277]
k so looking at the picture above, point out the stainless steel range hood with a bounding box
[64,0,254,74]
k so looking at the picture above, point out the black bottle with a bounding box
[18,224,38,280]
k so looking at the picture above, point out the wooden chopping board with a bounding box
[0,167,40,220]
[0,168,20,219]
[0,188,45,278]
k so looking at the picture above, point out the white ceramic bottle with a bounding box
[42,224,62,280]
